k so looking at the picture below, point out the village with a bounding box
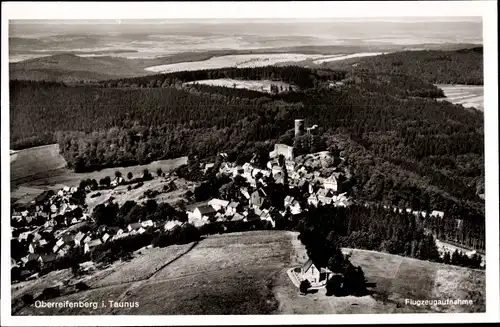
[10,119,477,287]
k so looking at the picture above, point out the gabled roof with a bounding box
[196,205,217,215]
[301,258,314,272]
[228,201,239,208]
[89,239,102,247]
[208,198,230,207]
[316,189,331,197]
[232,213,244,221]
[28,253,40,262]
[62,234,75,243]
[128,222,142,230]
[40,254,56,263]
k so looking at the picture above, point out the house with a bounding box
[269,143,294,161]
[204,163,215,174]
[128,222,143,232]
[259,209,275,227]
[231,212,244,221]
[285,161,295,173]
[215,212,226,222]
[274,173,285,185]
[164,220,183,231]
[289,201,302,215]
[219,162,233,174]
[70,186,78,193]
[110,177,124,187]
[102,233,111,243]
[63,234,75,244]
[57,247,69,257]
[246,176,257,187]
[307,194,319,207]
[250,189,267,209]
[141,220,154,228]
[44,220,55,228]
[63,186,70,193]
[74,232,86,247]
[272,166,283,176]
[430,210,445,218]
[28,243,38,254]
[284,196,295,208]
[323,173,340,191]
[252,168,270,179]
[39,254,56,265]
[190,205,217,221]
[18,231,30,241]
[136,227,146,234]
[55,238,65,248]
[208,199,230,211]
[300,259,322,284]
[21,253,40,265]
[240,187,251,200]
[316,188,332,198]
[242,162,253,173]
[11,258,18,268]
[84,239,103,253]
[318,195,333,205]
[232,166,244,177]
[225,201,240,216]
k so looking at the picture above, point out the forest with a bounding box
[10,54,484,246]
[324,47,483,85]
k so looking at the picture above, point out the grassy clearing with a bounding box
[345,248,486,313]
[121,267,280,315]
[15,231,292,315]
[151,231,291,280]
[10,144,67,183]
[184,79,295,94]
[145,53,329,73]
[85,177,194,213]
[11,145,188,204]
[436,84,484,111]
[92,244,194,288]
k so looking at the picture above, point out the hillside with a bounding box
[9,44,480,83]
[9,54,154,82]
[13,231,485,315]
[322,47,483,85]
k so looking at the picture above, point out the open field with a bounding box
[10,143,188,204]
[10,144,68,183]
[313,52,387,64]
[14,230,484,315]
[144,53,330,73]
[184,79,295,93]
[15,231,292,315]
[436,84,484,111]
[85,177,194,213]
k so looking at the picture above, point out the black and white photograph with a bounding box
[1,1,498,325]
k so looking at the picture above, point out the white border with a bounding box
[1,1,498,326]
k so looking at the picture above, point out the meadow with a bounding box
[144,53,331,73]
[436,84,484,111]
[184,79,295,93]
[10,143,188,205]
[14,231,485,315]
